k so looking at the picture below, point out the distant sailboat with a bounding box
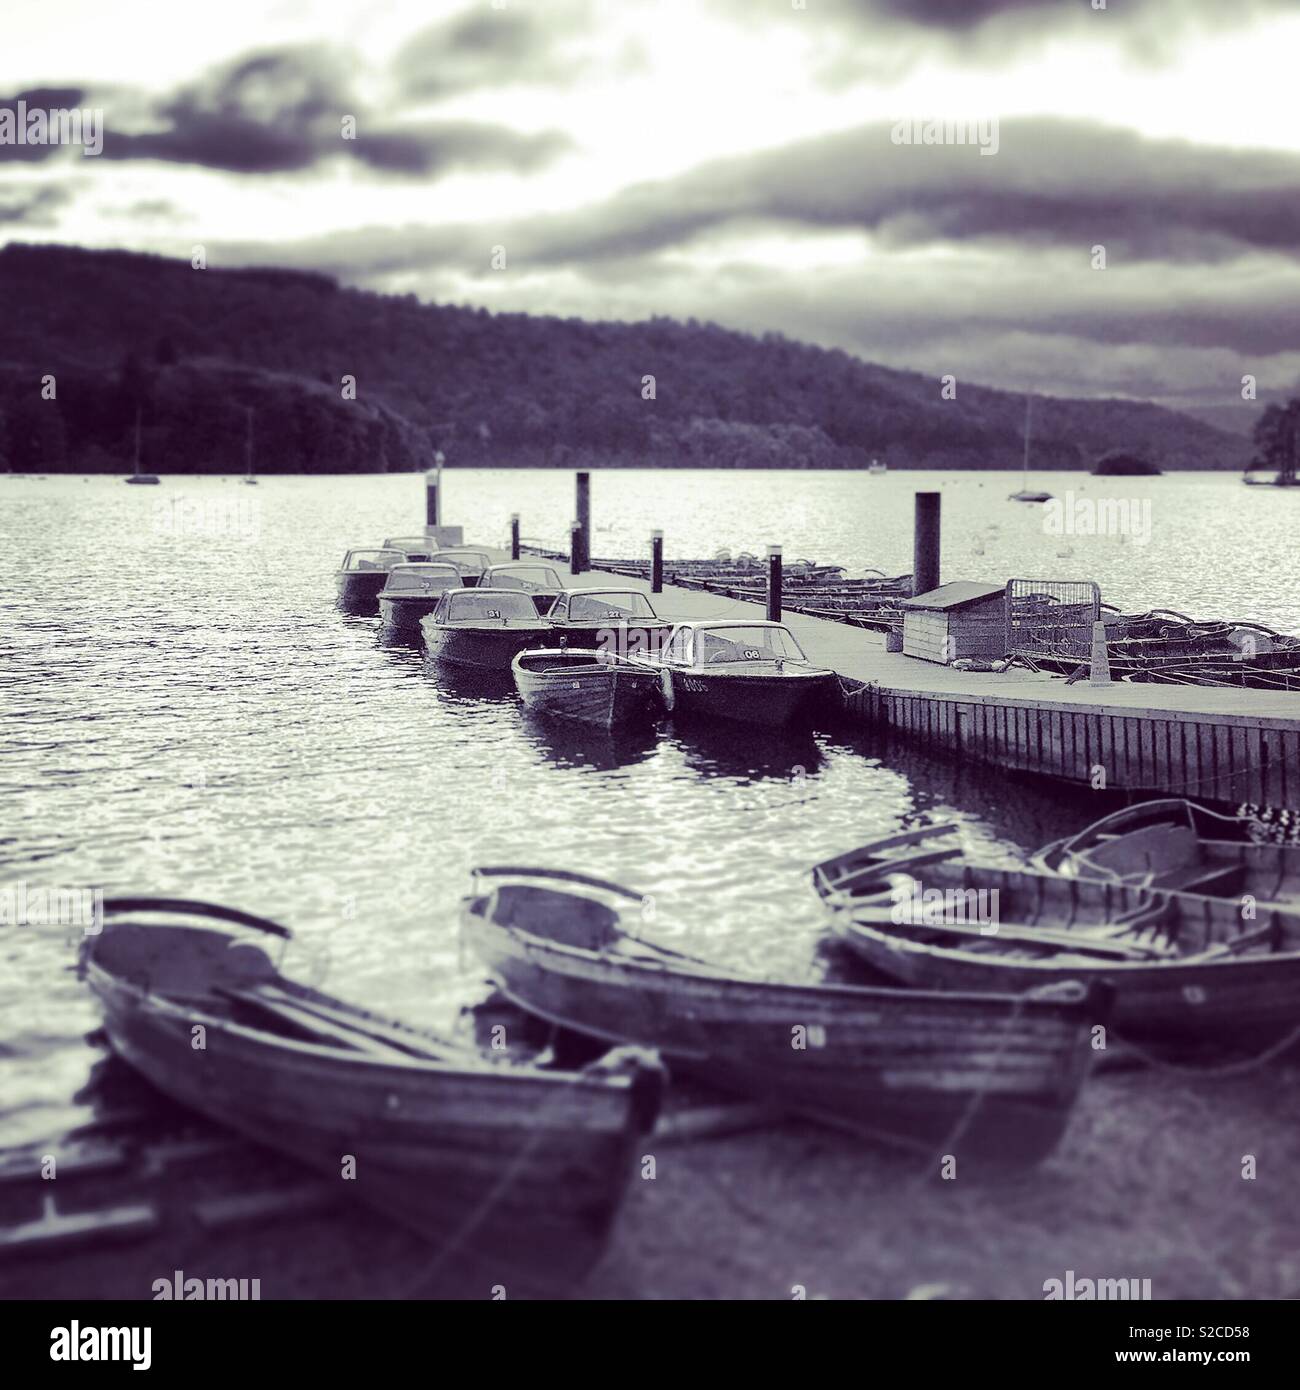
[243,406,259,484]
[1009,396,1051,503]
[124,406,160,484]
[868,457,887,475]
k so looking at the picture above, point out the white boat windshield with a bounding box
[384,565,461,593]
[444,590,538,621]
[488,567,559,591]
[567,592,656,622]
[432,551,491,575]
[694,626,808,664]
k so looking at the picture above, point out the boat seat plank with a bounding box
[218,986,422,1059]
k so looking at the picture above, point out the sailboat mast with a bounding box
[134,406,142,476]
[245,407,254,478]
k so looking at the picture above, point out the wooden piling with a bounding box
[767,545,782,622]
[651,530,664,594]
[913,492,941,596]
[425,450,445,529]
[569,520,583,574]
[575,471,591,574]
[510,514,521,561]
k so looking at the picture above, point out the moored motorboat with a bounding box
[81,897,665,1294]
[377,562,463,633]
[482,563,565,615]
[1033,799,1300,902]
[421,588,551,669]
[512,649,664,729]
[462,866,1109,1170]
[546,588,673,655]
[812,836,1300,1045]
[631,620,839,727]
[429,549,494,587]
[335,547,406,612]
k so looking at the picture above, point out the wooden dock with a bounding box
[511,546,1300,807]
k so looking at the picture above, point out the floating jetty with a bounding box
[493,475,1300,808]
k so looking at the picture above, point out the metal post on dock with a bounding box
[651,530,664,594]
[425,450,445,529]
[569,519,583,575]
[767,545,782,622]
[913,492,940,596]
[510,514,521,561]
[575,471,591,573]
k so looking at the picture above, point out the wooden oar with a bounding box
[840,910,1174,960]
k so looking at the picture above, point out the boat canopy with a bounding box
[341,548,404,572]
[483,564,562,591]
[434,588,540,622]
[667,623,809,666]
[381,563,462,593]
[559,591,659,622]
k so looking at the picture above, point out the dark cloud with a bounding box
[463,119,1300,268]
[352,122,570,176]
[393,3,594,97]
[45,46,571,178]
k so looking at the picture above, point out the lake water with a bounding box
[2,468,1295,1146]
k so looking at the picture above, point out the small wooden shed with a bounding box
[901,582,1007,664]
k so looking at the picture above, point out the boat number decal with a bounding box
[486,608,501,617]
[1182,985,1207,1005]
[572,681,581,689]
[682,678,707,693]
[742,649,761,659]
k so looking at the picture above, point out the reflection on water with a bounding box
[3,470,1270,1146]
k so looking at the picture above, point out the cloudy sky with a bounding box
[3,0,1298,415]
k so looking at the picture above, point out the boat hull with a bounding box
[513,652,663,728]
[817,858,1300,1046]
[423,623,551,670]
[663,668,839,727]
[464,884,1107,1170]
[379,594,444,632]
[336,570,390,613]
[85,957,661,1294]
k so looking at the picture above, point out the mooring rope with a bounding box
[1106,1019,1300,1079]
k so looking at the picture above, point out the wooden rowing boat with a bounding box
[813,834,1300,1045]
[421,588,552,669]
[512,648,664,728]
[1033,799,1300,902]
[81,897,664,1294]
[462,866,1110,1170]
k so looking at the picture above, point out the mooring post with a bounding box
[913,492,940,596]
[651,530,664,594]
[425,449,445,529]
[510,513,521,561]
[1088,620,1113,686]
[569,519,583,575]
[575,470,591,573]
[767,545,782,622]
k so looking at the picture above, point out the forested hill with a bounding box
[0,243,1249,474]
